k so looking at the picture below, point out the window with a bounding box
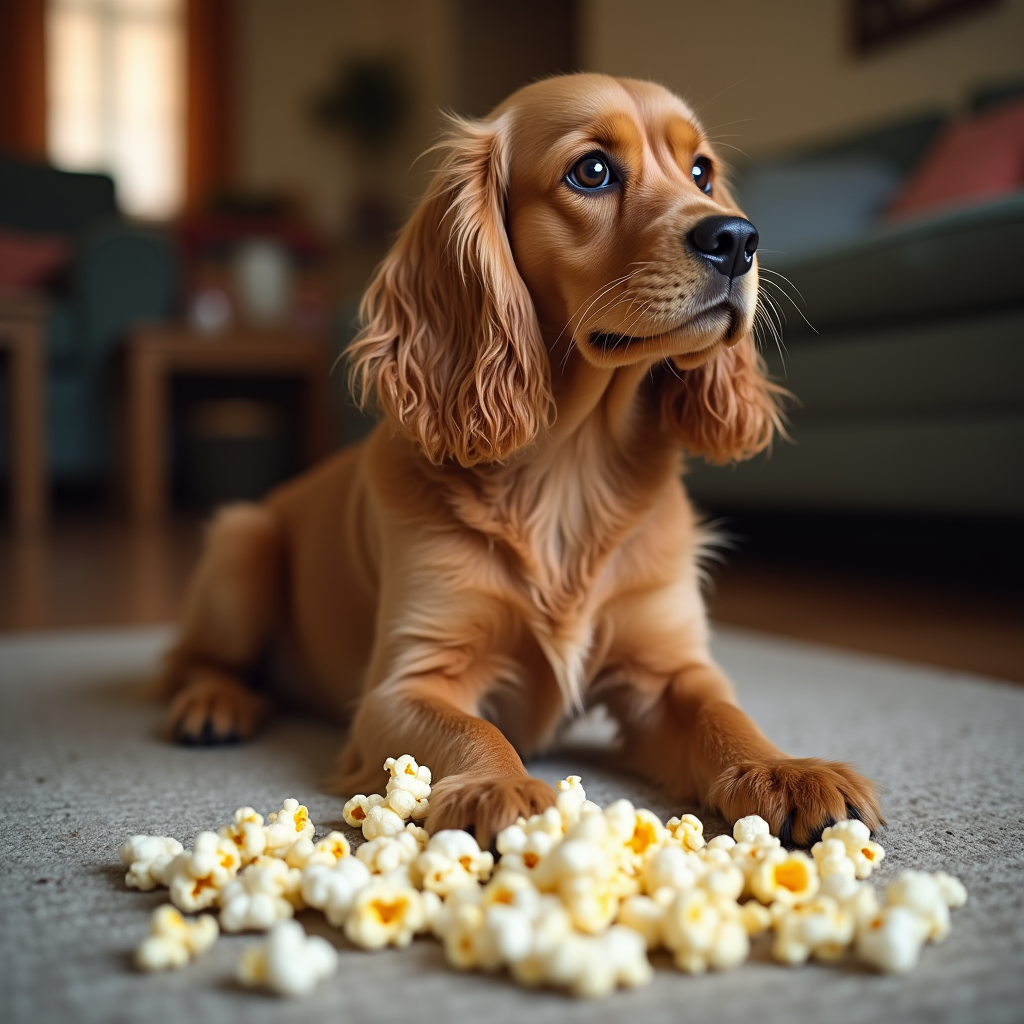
[47,0,184,219]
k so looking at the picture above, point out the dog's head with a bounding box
[349,73,783,467]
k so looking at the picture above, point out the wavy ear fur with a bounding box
[660,336,788,464]
[347,114,553,467]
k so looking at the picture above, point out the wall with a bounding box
[581,0,1024,158]
[234,0,456,231]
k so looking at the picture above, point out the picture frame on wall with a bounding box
[851,0,1001,53]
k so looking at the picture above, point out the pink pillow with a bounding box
[887,99,1024,221]
[0,229,69,288]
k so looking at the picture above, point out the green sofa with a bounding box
[0,158,176,485]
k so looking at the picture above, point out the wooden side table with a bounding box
[124,325,335,523]
[0,291,48,534]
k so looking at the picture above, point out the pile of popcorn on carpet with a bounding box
[120,754,967,998]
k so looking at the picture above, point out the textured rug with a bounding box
[1,624,1022,1024]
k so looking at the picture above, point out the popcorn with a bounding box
[480,870,543,915]
[344,877,429,949]
[263,799,315,853]
[705,834,736,853]
[560,875,621,934]
[546,926,652,998]
[934,871,968,909]
[662,887,750,973]
[135,905,218,971]
[751,850,819,908]
[555,775,588,827]
[237,919,337,997]
[818,819,884,879]
[218,807,267,864]
[300,857,372,927]
[417,830,494,896]
[508,902,574,987]
[620,808,670,867]
[342,793,385,829]
[856,906,928,973]
[119,757,967,1000]
[361,804,407,841]
[357,830,422,876]
[384,754,431,819]
[771,896,855,965]
[811,837,856,880]
[666,813,706,852]
[495,822,559,876]
[167,831,241,912]
[219,859,302,932]
[819,873,881,926]
[733,815,771,843]
[730,832,783,896]
[642,843,704,898]
[119,835,183,891]
[886,871,951,943]
[701,863,746,903]
[283,831,351,870]
[617,894,667,949]
[441,902,536,972]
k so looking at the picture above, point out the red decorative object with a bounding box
[886,100,1024,221]
[0,229,68,288]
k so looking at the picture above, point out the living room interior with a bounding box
[2,3,1024,1021]
[1,0,1020,678]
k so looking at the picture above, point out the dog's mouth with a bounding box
[589,301,740,353]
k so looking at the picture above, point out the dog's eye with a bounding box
[691,156,713,195]
[567,153,616,191]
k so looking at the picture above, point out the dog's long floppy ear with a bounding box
[347,113,553,467]
[659,336,788,464]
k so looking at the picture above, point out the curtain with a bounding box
[185,0,235,213]
[0,0,47,160]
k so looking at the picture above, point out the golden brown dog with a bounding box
[161,73,881,847]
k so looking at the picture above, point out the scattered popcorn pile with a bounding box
[119,757,967,999]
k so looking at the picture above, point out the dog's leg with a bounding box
[604,661,881,847]
[159,504,281,744]
[335,680,555,847]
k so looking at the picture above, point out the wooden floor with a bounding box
[1,512,1021,683]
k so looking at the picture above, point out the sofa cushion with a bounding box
[767,192,1024,334]
[887,100,1024,221]
[739,158,901,258]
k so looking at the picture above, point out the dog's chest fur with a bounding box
[448,412,676,706]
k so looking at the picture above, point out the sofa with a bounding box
[684,90,1024,519]
[0,157,176,485]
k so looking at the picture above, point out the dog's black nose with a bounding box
[687,216,759,278]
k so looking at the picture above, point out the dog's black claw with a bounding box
[176,720,239,747]
[846,804,864,822]
[779,810,795,848]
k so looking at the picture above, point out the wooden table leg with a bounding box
[127,345,167,523]
[8,320,47,534]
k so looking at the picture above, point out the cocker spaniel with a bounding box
[161,73,881,847]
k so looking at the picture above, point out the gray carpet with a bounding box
[1,624,1022,1024]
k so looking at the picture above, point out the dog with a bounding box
[160,73,881,848]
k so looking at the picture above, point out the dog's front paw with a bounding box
[426,773,556,848]
[166,667,266,745]
[707,757,881,848]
